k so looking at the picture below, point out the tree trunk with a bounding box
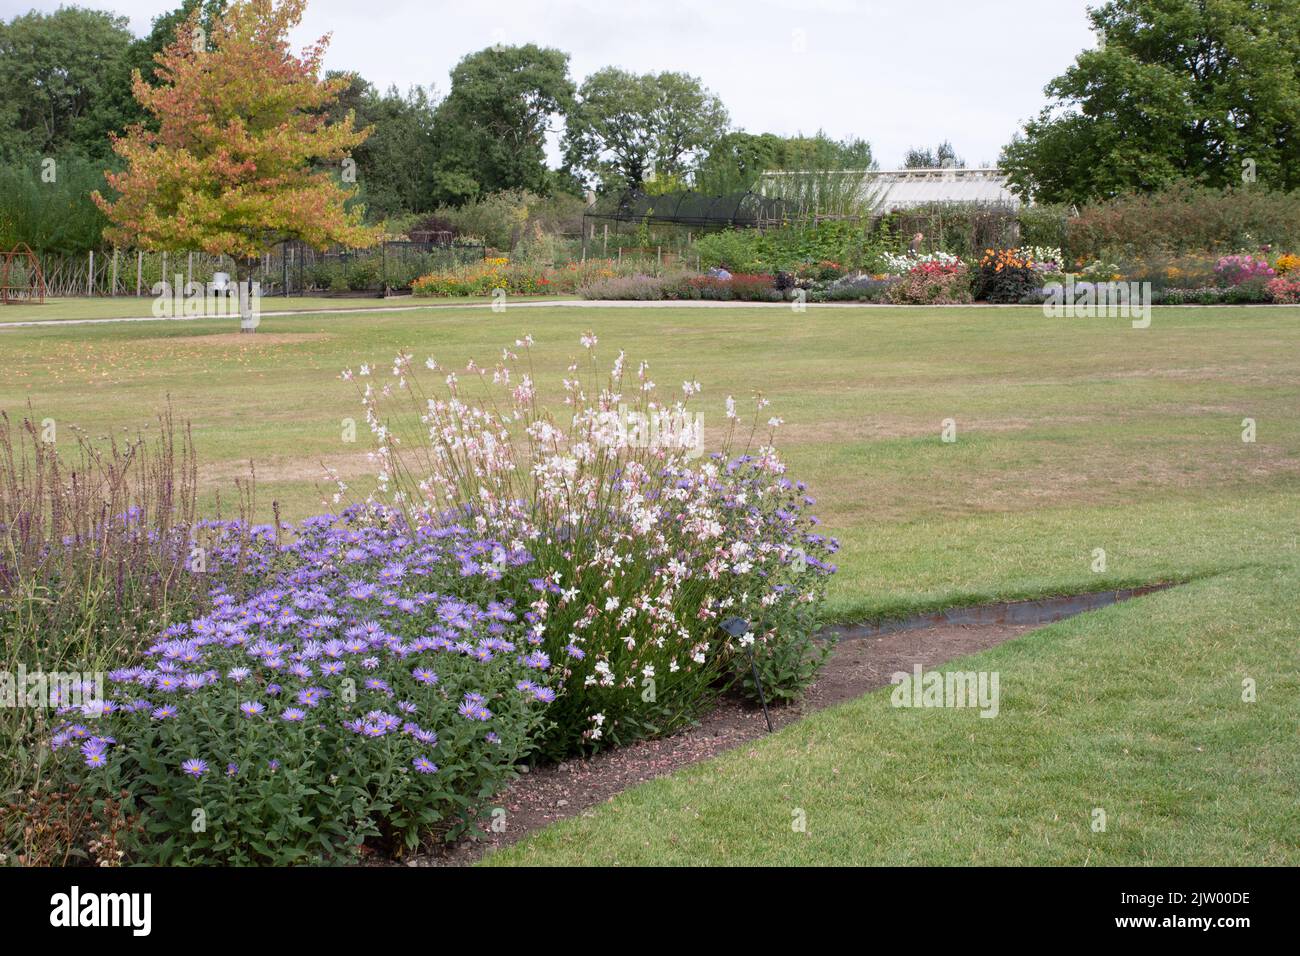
[236,257,257,333]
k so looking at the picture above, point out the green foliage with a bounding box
[1016,203,1072,255]
[1066,182,1300,260]
[430,189,586,252]
[740,619,832,705]
[1002,0,1300,203]
[0,155,113,254]
[564,68,730,192]
[429,44,575,206]
[694,131,874,194]
[903,141,964,169]
[324,75,440,221]
[0,6,135,160]
[694,221,887,273]
[878,204,1020,260]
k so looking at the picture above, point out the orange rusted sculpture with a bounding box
[0,244,46,305]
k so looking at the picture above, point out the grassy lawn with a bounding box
[485,562,1300,865]
[3,302,1297,864]
[0,294,569,323]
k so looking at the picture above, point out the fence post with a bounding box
[162,252,168,292]
[136,250,143,296]
[187,252,193,289]
[87,251,95,296]
[603,224,608,258]
[111,249,119,297]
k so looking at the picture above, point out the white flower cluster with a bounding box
[882,250,962,274]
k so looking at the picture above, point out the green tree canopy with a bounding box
[903,141,965,169]
[564,68,730,192]
[0,6,135,160]
[321,73,440,220]
[694,131,874,193]
[1001,0,1300,203]
[429,44,574,206]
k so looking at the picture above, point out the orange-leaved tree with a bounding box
[94,0,379,331]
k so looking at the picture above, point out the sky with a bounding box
[3,0,1100,168]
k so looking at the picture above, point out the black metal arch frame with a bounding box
[581,189,797,230]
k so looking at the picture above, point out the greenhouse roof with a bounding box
[760,167,1020,212]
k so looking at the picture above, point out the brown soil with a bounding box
[158,332,332,347]
[401,618,1032,867]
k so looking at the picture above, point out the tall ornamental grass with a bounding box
[0,406,252,844]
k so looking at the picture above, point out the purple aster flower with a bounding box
[295,687,329,708]
[412,667,438,685]
[281,708,306,722]
[412,756,438,774]
[523,651,550,670]
[84,750,108,769]
[239,700,265,717]
[152,705,177,720]
[181,758,208,778]
[458,700,493,721]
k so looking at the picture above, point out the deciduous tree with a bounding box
[564,68,730,192]
[94,0,378,330]
[1002,0,1300,203]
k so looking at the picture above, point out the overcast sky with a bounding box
[3,0,1099,168]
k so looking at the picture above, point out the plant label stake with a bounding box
[721,617,773,733]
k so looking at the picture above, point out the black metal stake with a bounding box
[721,616,772,733]
[747,646,774,733]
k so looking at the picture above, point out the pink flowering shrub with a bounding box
[1266,276,1300,304]
[888,260,973,304]
[1215,254,1275,286]
[347,334,837,758]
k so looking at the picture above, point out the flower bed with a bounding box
[48,512,555,864]
[412,258,651,298]
[1215,254,1275,286]
[887,260,972,305]
[351,337,836,758]
[39,335,837,864]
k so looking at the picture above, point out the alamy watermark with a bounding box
[1043,277,1152,329]
[890,664,1000,718]
[152,274,262,329]
[599,403,704,459]
[0,666,104,710]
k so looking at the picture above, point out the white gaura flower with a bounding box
[725,396,737,420]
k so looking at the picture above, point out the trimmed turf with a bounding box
[484,563,1300,866]
[2,302,1297,864]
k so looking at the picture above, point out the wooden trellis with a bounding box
[0,243,46,304]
